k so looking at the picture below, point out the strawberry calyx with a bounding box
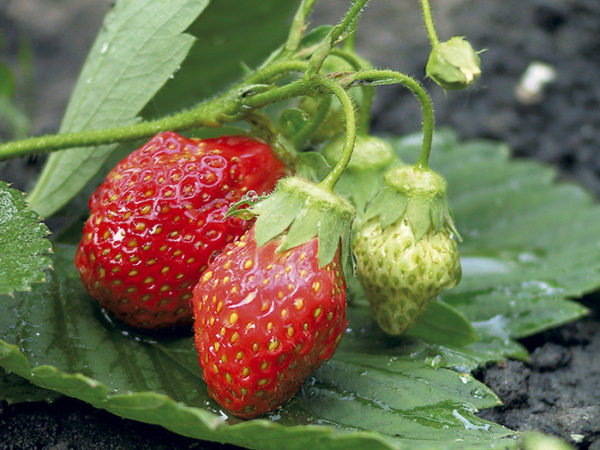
[243,176,355,270]
[363,164,461,242]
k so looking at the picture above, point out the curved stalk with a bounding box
[315,77,357,191]
[345,69,434,168]
[330,48,374,134]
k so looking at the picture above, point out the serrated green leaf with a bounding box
[0,367,60,404]
[0,182,52,294]
[27,0,209,218]
[2,133,600,449]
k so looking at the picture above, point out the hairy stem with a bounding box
[285,0,319,54]
[419,0,440,47]
[307,0,370,76]
[0,61,309,161]
[345,69,434,168]
[316,77,357,191]
[330,48,374,134]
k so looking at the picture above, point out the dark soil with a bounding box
[1,0,599,449]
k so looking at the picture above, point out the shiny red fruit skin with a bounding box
[193,227,347,419]
[75,132,286,329]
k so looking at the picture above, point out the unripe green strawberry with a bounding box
[75,132,286,330]
[353,165,461,335]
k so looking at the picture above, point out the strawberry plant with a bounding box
[1,0,599,448]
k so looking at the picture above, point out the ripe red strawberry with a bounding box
[192,225,347,419]
[75,132,286,330]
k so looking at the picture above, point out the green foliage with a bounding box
[26,0,297,218]
[0,1,597,448]
[0,367,60,404]
[0,182,52,295]
[1,131,598,448]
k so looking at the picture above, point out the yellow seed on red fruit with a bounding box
[202,271,213,283]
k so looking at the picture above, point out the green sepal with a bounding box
[364,165,461,241]
[363,186,408,230]
[252,177,356,269]
[252,190,305,247]
[406,195,432,242]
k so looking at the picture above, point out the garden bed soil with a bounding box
[1,0,599,448]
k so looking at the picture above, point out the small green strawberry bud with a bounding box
[322,134,400,213]
[353,165,461,335]
[426,36,481,90]
[299,55,363,144]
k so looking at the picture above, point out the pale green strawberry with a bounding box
[353,164,461,335]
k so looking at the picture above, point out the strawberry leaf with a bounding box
[26,0,209,218]
[26,0,297,218]
[0,181,52,295]
[2,132,599,449]
[0,367,59,404]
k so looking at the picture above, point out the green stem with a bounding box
[330,48,374,134]
[316,77,357,191]
[285,0,318,54]
[306,0,370,76]
[0,60,308,161]
[345,69,434,168]
[419,0,440,47]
